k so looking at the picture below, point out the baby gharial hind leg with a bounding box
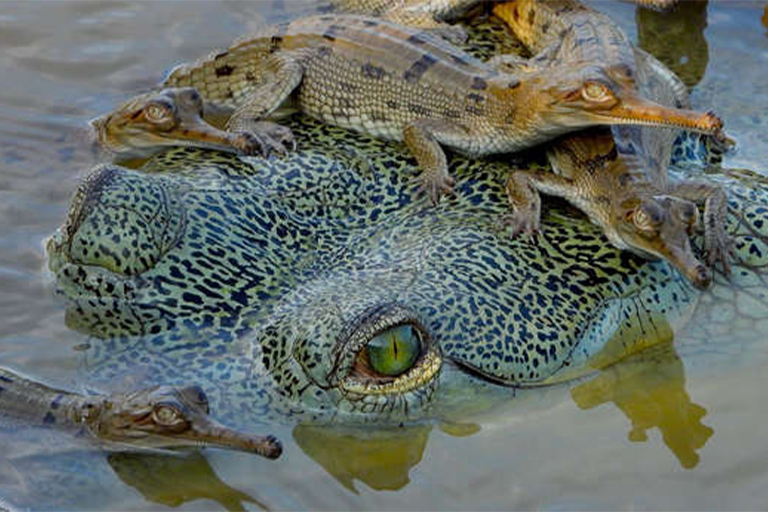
[670,179,733,274]
[502,168,576,239]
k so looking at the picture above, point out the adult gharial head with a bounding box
[46,12,766,429]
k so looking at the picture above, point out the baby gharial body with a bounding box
[493,0,732,288]
[92,14,722,204]
[505,129,726,290]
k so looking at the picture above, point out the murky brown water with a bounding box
[1,1,768,510]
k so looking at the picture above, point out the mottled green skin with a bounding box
[46,17,768,428]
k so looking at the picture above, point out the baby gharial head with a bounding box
[526,61,723,135]
[86,384,282,459]
[90,87,228,155]
[615,195,712,290]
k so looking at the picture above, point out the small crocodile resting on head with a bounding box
[0,367,282,459]
[493,0,731,289]
[92,14,722,204]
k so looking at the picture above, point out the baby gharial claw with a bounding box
[231,123,296,158]
[231,131,266,156]
[413,173,456,206]
[500,210,541,240]
[258,122,297,154]
[704,230,735,276]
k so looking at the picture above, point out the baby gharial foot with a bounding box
[414,171,456,206]
[670,180,734,276]
[502,169,544,239]
[232,121,296,158]
[402,119,464,206]
[500,207,541,239]
[703,221,734,275]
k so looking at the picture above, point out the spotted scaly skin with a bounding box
[96,13,722,204]
[47,16,768,428]
[493,0,730,290]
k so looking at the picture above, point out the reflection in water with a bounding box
[636,0,709,88]
[107,451,267,511]
[571,342,713,469]
[293,424,432,493]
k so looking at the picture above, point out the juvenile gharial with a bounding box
[494,0,731,288]
[92,14,723,203]
[0,368,282,458]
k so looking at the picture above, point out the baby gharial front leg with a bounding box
[224,53,304,155]
[670,179,733,273]
[502,168,576,238]
[402,119,471,205]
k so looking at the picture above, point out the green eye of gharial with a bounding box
[366,324,421,377]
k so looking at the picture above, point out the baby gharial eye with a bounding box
[627,202,662,234]
[151,402,186,427]
[581,82,612,102]
[144,102,173,123]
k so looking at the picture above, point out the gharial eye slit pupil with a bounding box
[365,324,421,377]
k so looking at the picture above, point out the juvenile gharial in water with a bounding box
[494,0,731,289]
[91,13,722,204]
[0,367,282,458]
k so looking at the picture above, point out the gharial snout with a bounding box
[665,247,712,291]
